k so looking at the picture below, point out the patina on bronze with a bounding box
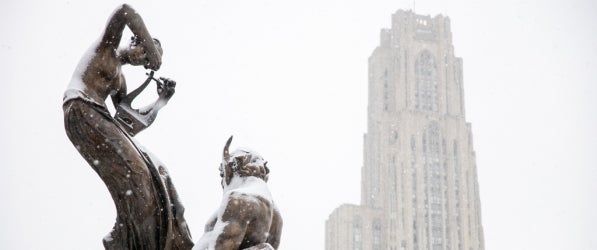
[63,4,192,249]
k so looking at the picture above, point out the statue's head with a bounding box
[220,136,270,187]
[124,36,163,66]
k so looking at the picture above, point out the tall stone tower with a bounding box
[326,10,485,250]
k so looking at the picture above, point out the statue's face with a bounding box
[126,39,162,66]
[126,45,146,66]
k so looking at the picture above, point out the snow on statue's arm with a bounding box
[194,193,250,250]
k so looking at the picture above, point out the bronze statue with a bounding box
[63,4,193,249]
[194,137,283,250]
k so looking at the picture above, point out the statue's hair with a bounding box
[224,151,269,182]
[236,160,269,181]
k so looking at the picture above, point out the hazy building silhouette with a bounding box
[326,10,485,250]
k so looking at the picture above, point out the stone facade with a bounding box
[325,204,384,250]
[326,10,485,250]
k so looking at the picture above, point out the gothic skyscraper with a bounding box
[326,10,485,250]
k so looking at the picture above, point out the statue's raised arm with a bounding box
[101,4,161,71]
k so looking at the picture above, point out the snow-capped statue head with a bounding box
[219,136,270,186]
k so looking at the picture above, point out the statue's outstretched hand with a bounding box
[157,77,176,100]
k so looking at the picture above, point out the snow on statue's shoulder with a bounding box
[67,38,101,91]
[225,176,273,202]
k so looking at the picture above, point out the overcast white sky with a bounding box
[1,0,596,249]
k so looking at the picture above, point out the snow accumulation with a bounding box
[230,148,264,163]
[193,214,228,250]
[224,176,272,202]
[68,38,100,91]
[194,176,273,250]
[194,148,274,250]
[223,147,271,201]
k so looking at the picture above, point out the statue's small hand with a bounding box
[157,77,176,100]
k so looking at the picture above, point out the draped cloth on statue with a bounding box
[63,89,193,250]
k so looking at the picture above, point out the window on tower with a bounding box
[373,219,382,250]
[415,50,439,112]
[353,216,362,250]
